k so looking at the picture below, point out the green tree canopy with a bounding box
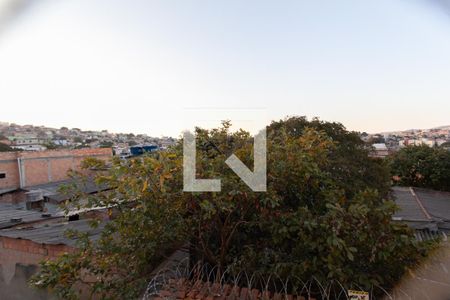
[440,141,450,149]
[390,145,450,191]
[72,137,83,143]
[31,117,427,299]
[99,141,114,148]
[0,142,14,152]
[43,142,59,150]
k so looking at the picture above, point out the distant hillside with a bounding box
[432,125,450,130]
[377,125,450,135]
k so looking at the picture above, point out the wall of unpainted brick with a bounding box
[50,157,75,182]
[22,159,49,187]
[0,236,75,299]
[0,152,20,190]
[0,191,26,204]
[0,148,112,190]
[0,236,74,282]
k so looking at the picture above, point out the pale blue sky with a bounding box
[0,0,449,137]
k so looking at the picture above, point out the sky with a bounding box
[0,0,449,137]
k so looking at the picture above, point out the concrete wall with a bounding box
[0,148,112,190]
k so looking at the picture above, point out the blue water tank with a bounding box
[130,146,144,156]
[130,145,159,156]
[142,145,158,152]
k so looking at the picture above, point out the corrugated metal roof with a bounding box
[392,187,429,221]
[414,229,447,242]
[0,187,17,195]
[0,203,55,229]
[0,219,105,246]
[414,188,450,221]
[392,186,450,237]
[24,178,108,203]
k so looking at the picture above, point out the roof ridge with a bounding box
[409,187,432,220]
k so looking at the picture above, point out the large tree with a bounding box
[31,117,427,299]
[390,145,450,191]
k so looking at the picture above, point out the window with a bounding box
[0,173,5,179]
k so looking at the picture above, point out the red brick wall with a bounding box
[0,236,74,287]
[0,190,26,204]
[0,148,112,190]
[50,158,74,182]
[22,159,49,187]
[0,152,20,190]
[0,237,73,258]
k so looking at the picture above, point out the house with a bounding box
[13,144,47,151]
[0,175,111,299]
[9,136,48,151]
[0,219,106,299]
[52,138,69,146]
[370,143,389,158]
[0,148,112,201]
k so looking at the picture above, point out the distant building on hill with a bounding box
[370,143,389,158]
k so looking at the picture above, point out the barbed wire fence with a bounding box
[142,258,430,300]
